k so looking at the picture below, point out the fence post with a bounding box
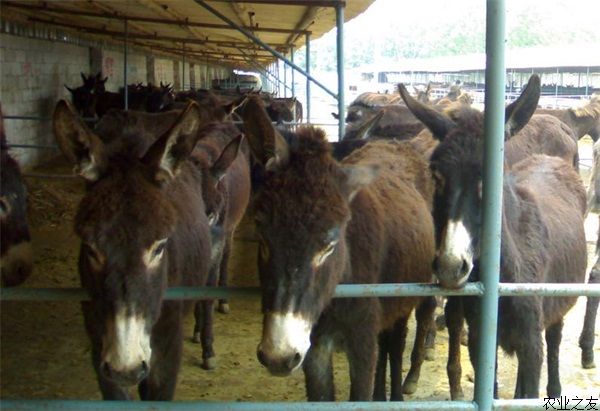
[336,2,345,140]
[475,0,505,410]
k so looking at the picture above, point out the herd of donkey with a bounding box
[1,71,600,402]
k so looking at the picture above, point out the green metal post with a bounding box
[123,19,128,110]
[336,2,345,140]
[291,47,295,97]
[306,33,311,122]
[475,0,505,410]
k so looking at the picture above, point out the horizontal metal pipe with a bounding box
[4,116,97,122]
[493,399,546,410]
[22,173,78,180]
[1,283,485,302]
[9,144,59,150]
[0,400,477,411]
[498,283,600,297]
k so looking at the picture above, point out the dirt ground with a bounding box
[0,144,598,403]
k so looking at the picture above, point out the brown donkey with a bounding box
[242,96,435,401]
[53,100,233,400]
[399,75,587,399]
[93,109,251,370]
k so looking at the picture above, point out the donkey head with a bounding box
[242,96,378,376]
[54,100,204,387]
[398,75,540,288]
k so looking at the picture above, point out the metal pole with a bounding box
[585,66,590,96]
[336,2,345,140]
[555,67,559,108]
[291,47,295,97]
[182,43,186,91]
[475,0,505,410]
[193,0,337,99]
[124,19,129,110]
[306,33,311,123]
[284,57,287,98]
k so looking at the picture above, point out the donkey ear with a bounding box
[142,101,202,181]
[505,74,540,139]
[398,83,454,141]
[53,100,106,182]
[223,95,247,115]
[353,109,384,140]
[241,96,289,171]
[331,112,340,120]
[81,72,87,83]
[211,134,244,183]
[338,164,380,201]
[65,85,75,94]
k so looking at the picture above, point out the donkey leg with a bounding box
[373,331,389,401]
[579,260,600,369]
[194,267,218,369]
[546,320,563,398]
[303,339,335,401]
[347,327,378,401]
[217,235,232,314]
[139,303,183,400]
[403,297,436,395]
[446,297,465,400]
[389,317,408,401]
[513,300,543,399]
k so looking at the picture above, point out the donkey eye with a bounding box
[84,242,105,270]
[259,240,270,261]
[153,241,167,258]
[144,238,168,269]
[312,240,338,268]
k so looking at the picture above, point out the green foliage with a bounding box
[293,0,600,72]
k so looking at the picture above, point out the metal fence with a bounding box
[1,0,598,410]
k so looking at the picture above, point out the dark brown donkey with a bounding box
[580,138,600,369]
[1,106,33,287]
[53,100,233,400]
[93,109,251,370]
[399,75,587,399]
[190,122,251,370]
[243,96,435,401]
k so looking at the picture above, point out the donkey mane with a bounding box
[571,96,600,118]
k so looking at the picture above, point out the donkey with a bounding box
[580,138,600,369]
[1,105,33,287]
[93,108,250,370]
[65,73,98,119]
[190,122,251,370]
[536,93,600,141]
[53,100,234,400]
[242,95,435,401]
[399,75,587,399]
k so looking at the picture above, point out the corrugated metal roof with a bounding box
[1,0,374,70]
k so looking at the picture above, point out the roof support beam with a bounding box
[27,17,287,49]
[209,0,345,6]
[194,0,337,99]
[2,1,310,35]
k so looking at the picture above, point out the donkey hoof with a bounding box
[425,347,435,361]
[451,390,465,401]
[582,358,596,369]
[402,380,418,395]
[217,302,230,314]
[202,357,217,370]
[191,332,202,344]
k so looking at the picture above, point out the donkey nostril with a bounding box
[257,347,267,366]
[287,352,302,370]
[461,259,470,275]
[432,256,439,272]
[101,362,111,377]
[141,361,148,373]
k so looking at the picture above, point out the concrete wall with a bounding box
[0,33,232,168]
[0,34,89,167]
